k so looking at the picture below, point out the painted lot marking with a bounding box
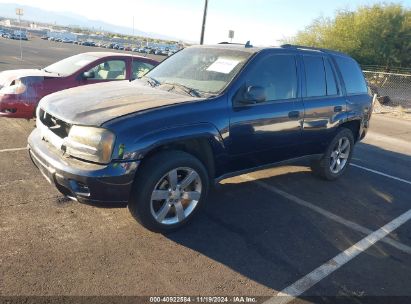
[240,175,411,254]
[0,147,28,153]
[265,209,411,304]
[351,163,411,186]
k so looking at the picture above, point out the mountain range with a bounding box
[0,2,182,41]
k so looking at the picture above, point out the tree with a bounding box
[288,3,411,67]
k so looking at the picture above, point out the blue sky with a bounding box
[1,0,410,44]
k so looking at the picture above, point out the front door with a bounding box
[79,59,127,85]
[228,52,304,172]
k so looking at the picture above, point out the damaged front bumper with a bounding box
[28,128,140,207]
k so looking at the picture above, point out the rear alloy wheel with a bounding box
[129,150,209,233]
[311,128,354,180]
[329,137,351,174]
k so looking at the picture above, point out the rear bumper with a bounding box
[28,128,140,207]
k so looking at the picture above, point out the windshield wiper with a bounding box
[142,76,161,87]
[160,82,201,97]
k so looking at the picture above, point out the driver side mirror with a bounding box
[238,86,266,105]
[82,71,95,79]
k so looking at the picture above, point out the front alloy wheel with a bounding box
[128,150,209,233]
[150,167,202,225]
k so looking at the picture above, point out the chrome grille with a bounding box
[38,109,71,138]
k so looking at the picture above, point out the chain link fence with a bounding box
[363,70,411,117]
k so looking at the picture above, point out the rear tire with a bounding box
[310,128,354,181]
[128,150,209,233]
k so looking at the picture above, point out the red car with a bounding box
[0,52,158,119]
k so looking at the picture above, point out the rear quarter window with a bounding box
[334,56,367,95]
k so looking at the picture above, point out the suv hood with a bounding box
[0,69,60,88]
[39,80,201,126]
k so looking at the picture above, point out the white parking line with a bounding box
[0,147,28,153]
[241,175,411,254]
[265,209,411,304]
[351,163,411,186]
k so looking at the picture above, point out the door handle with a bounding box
[288,111,300,119]
[334,106,343,113]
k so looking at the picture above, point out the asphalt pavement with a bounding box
[0,37,410,303]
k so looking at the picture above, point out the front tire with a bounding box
[128,150,209,233]
[310,128,354,181]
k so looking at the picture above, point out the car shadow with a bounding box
[165,143,411,294]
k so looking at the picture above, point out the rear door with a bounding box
[228,52,304,171]
[332,55,373,137]
[301,54,347,153]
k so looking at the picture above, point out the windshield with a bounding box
[143,47,254,96]
[43,54,97,76]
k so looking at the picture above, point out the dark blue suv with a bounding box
[28,44,373,232]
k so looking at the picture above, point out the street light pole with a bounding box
[16,8,24,60]
[200,0,208,45]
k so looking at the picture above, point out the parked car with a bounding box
[154,48,162,55]
[28,44,373,232]
[0,52,158,119]
[81,41,95,47]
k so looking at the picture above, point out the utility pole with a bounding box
[16,8,24,60]
[200,0,208,45]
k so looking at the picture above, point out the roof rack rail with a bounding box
[218,41,253,48]
[218,42,243,45]
[281,44,326,52]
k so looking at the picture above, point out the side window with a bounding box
[303,56,326,97]
[132,61,155,79]
[245,54,298,101]
[324,58,338,96]
[86,60,126,80]
[334,56,367,94]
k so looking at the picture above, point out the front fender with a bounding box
[113,122,226,161]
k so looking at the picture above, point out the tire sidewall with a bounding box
[129,151,209,233]
[321,128,354,180]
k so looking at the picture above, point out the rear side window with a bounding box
[334,56,367,94]
[303,56,326,97]
[324,59,338,95]
[246,54,298,101]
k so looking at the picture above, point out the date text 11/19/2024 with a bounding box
[149,296,258,303]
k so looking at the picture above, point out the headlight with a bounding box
[0,79,26,95]
[64,126,116,164]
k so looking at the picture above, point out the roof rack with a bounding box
[218,42,243,45]
[281,44,326,52]
[218,41,253,48]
